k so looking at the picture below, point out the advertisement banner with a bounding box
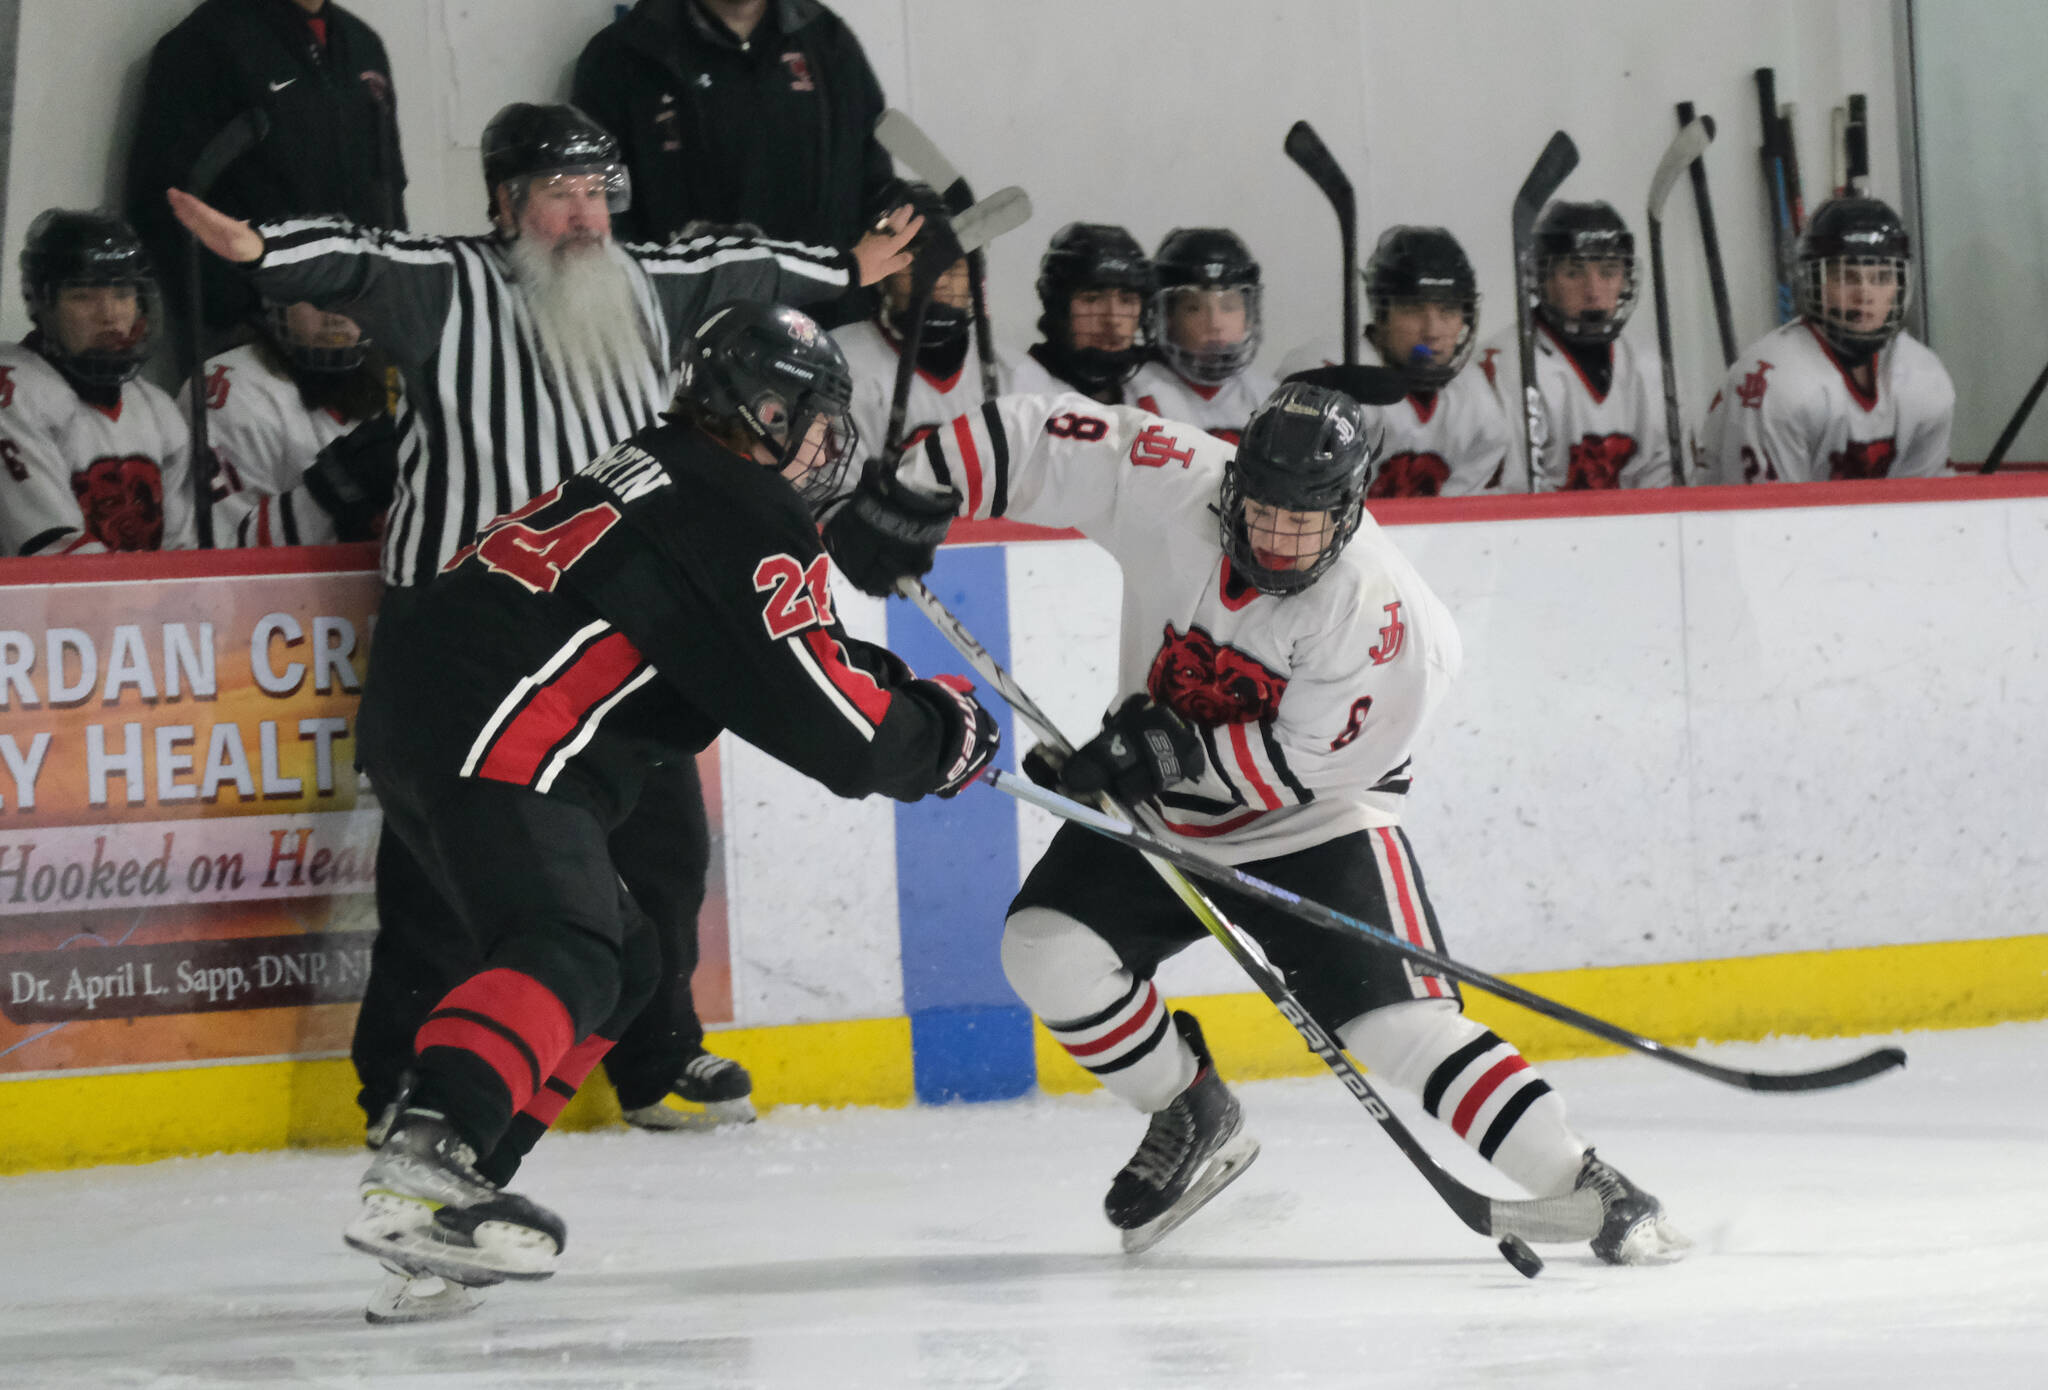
[0,552,733,1079]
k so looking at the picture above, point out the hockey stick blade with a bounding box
[1282,363,1409,407]
[1512,131,1579,240]
[1649,118,1714,224]
[874,108,971,211]
[988,769,1909,1095]
[950,187,1031,257]
[190,109,270,197]
[1284,121,1359,366]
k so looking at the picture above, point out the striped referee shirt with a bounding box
[248,217,852,585]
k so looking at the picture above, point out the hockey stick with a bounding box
[1676,102,1738,368]
[1283,121,1359,367]
[989,769,1909,1096]
[872,110,1002,402]
[1511,131,1579,491]
[182,108,270,548]
[1757,70,1798,325]
[1829,104,1848,199]
[879,187,1032,457]
[1648,117,1715,487]
[1780,101,1807,235]
[1844,94,1870,196]
[1979,354,2048,474]
[897,576,1598,1271]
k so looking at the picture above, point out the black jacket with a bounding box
[125,0,406,342]
[572,0,891,253]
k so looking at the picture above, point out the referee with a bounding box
[169,102,921,1141]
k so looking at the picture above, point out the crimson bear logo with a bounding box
[1147,623,1288,726]
[1565,432,1639,489]
[1369,451,1451,498]
[1828,437,1897,480]
[1736,360,1774,409]
[71,455,165,551]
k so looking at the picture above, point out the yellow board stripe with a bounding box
[4,935,2043,1174]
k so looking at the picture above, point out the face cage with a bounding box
[507,163,634,217]
[1370,291,1479,388]
[264,302,368,374]
[1532,253,1640,344]
[741,388,861,510]
[33,279,159,387]
[879,283,973,347]
[1217,468,1363,596]
[1150,284,1262,386]
[1798,254,1910,354]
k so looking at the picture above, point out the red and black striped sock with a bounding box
[474,1032,618,1186]
[410,968,576,1156]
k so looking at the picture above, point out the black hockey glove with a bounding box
[917,674,1000,799]
[1049,696,1205,806]
[821,472,962,597]
[300,411,399,542]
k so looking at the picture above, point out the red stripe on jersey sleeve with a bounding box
[477,631,646,786]
[802,627,894,725]
[952,413,986,519]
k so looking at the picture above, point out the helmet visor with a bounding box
[512,164,633,216]
[1153,285,1261,385]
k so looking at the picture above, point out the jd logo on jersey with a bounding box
[0,366,14,409]
[1369,602,1405,666]
[204,364,231,411]
[1130,424,1197,470]
[1737,360,1775,409]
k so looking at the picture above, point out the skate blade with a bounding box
[622,1096,757,1131]
[365,1268,484,1325]
[1610,1214,1694,1266]
[1119,1131,1261,1255]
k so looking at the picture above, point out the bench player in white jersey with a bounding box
[835,183,1012,463]
[1012,223,1153,405]
[1128,228,1276,444]
[0,210,193,556]
[823,381,1687,1264]
[184,300,399,546]
[1479,202,1670,490]
[1283,226,1513,496]
[1700,197,1954,484]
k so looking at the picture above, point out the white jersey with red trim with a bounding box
[833,319,1013,465]
[0,343,194,556]
[1698,320,1955,484]
[895,392,1463,864]
[177,344,353,547]
[1127,359,1277,445]
[1477,324,1670,490]
[1277,336,1514,497]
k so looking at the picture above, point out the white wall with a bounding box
[7,0,1901,450]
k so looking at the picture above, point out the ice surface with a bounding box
[2,1023,2045,1388]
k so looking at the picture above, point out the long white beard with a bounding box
[507,235,649,385]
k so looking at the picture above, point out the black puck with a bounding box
[1498,1234,1543,1279]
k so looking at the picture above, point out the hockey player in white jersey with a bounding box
[835,182,1011,462]
[1013,223,1153,405]
[1283,226,1512,496]
[0,210,193,556]
[1700,197,1954,484]
[1479,202,1670,490]
[184,300,399,546]
[1128,228,1276,444]
[823,381,1688,1264]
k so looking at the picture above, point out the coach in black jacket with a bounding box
[126,0,406,344]
[572,0,891,322]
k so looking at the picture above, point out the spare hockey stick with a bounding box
[1648,116,1715,487]
[1844,94,1870,196]
[990,770,1909,1097]
[880,187,1032,457]
[1281,362,1409,407]
[182,108,270,548]
[1979,353,2048,475]
[1511,131,1579,491]
[873,109,1002,400]
[1780,100,1807,235]
[898,577,1599,1271]
[1676,102,1738,368]
[1757,69,1798,325]
[1284,121,1359,367]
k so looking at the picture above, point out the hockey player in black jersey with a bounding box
[343,301,998,1309]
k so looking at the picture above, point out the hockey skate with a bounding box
[364,1262,484,1326]
[1575,1148,1692,1265]
[621,1047,757,1131]
[1107,1012,1260,1254]
[344,1110,567,1286]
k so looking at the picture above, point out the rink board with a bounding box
[3,478,2046,1171]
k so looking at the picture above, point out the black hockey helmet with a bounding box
[1035,222,1153,392]
[481,103,630,224]
[1149,227,1263,386]
[19,209,160,387]
[262,299,369,374]
[674,300,859,508]
[872,179,972,347]
[1529,201,1639,343]
[1797,197,1911,355]
[1220,382,1375,596]
[1363,225,1480,387]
